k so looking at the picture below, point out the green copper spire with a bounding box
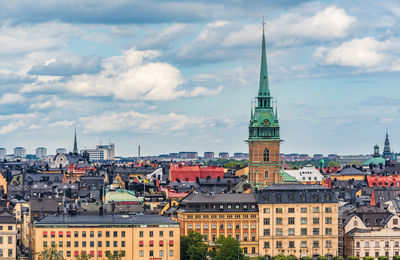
[258,21,270,98]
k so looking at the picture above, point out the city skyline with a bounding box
[0,0,400,156]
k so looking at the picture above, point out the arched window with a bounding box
[264,171,269,179]
[263,149,270,161]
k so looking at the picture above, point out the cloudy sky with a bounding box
[0,0,400,157]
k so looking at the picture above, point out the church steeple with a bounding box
[73,128,78,154]
[258,20,270,98]
[383,129,392,160]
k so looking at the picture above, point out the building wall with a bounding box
[176,211,259,257]
[0,223,17,259]
[258,203,339,258]
[249,140,281,185]
[32,224,180,260]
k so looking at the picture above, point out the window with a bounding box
[244,234,248,241]
[375,241,380,248]
[326,240,332,248]
[325,207,332,213]
[263,149,270,161]
[139,231,143,237]
[204,235,208,241]
[169,250,174,256]
[301,217,307,225]
[288,217,295,224]
[159,231,164,237]
[212,223,216,230]
[394,219,399,225]
[106,231,110,238]
[122,241,125,247]
[150,231,154,237]
[160,250,164,257]
[82,241,86,247]
[264,171,269,179]
[98,231,102,238]
[326,217,332,224]
[251,233,256,241]
[67,251,71,257]
[243,223,248,229]
[90,241,94,248]
[313,241,319,248]
[196,223,200,230]
[67,241,70,247]
[356,242,360,248]
[82,231,86,238]
[8,249,12,257]
[113,231,118,237]
[244,247,248,254]
[263,229,270,236]
[121,231,125,238]
[276,208,282,213]
[312,207,319,213]
[150,250,154,257]
[169,231,174,237]
[301,228,307,235]
[326,228,332,235]
[228,223,232,230]
[264,242,270,248]
[139,250,144,257]
[365,242,370,248]
[301,207,307,213]
[43,241,47,247]
[288,208,295,213]
[98,241,102,247]
[204,223,208,229]
[264,218,270,225]
[276,228,283,236]
[289,241,295,248]
[74,231,78,238]
[251,223,256,229]
[301,241,307,248]
[7,236,12,244]
[59,241,63,248]
[313,217,319,224]
[90,231,94,238]
[74,241,78,247]
[313,228,319,235]
[276,241,282,248]
[264,208,270,213]
[276,218,282,225]
[106,241,110,247]
[288,228,295,236]
[395,242,399,247]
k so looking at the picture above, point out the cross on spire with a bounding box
[261,16,266,32]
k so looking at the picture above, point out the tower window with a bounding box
[264,171,269,179]
[263,149,270,161]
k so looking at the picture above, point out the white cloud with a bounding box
[190,85,223,97]
[0,120,26,134]
[223,6,356,47]
[138,23,191,49]
[79,111,208,133]
[314,37,400,71]
[22,48,222,100]
[0,93,25,105]
[29,95,72,110]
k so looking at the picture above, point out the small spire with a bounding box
[73,128,78,154]
[250,100,253,118]
[275,99,278,119]
[258,17,270,98]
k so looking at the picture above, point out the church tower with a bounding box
[383,129,392,160]
[73,128,78,154]
[248,25,281,186]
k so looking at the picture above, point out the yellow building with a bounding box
[32,214,180,260]
[0,212,17,259]
[257,184,339,259]
[330,166,367,181]
[176,193,259,257]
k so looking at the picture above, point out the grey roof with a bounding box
[0,212,16,224]
[182,192,257,203]
[257,184,336,204]
[35,214,178,226]
[333,167,366,176]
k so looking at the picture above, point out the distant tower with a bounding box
[383,129,392,160]
[248,22,281,186]
[73,128,78,154]
[373,144,380,158]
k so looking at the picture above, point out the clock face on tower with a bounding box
[264,119,269,126]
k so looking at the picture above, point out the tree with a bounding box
[37,247,64,260]
[287,255,298,260]
[181,230,208,260]
[363,257,374,260]
[106,250,125,260]
[377,256,387,260]
[317,256,328,260]
[214,235,245,260]
[347,257,360,260]
[75,254,92,260]
[301,257,313,260]
[393,256,400,260]
[332,257,344,260]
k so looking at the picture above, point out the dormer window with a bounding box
[276,194,281,202]
[219,205,224,209]
[243,204,248,209]
[227,204,232,209]
[235,204,240,209]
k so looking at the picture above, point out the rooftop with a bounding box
[35,214,178,226]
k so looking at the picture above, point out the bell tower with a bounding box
[248,23,281,186]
